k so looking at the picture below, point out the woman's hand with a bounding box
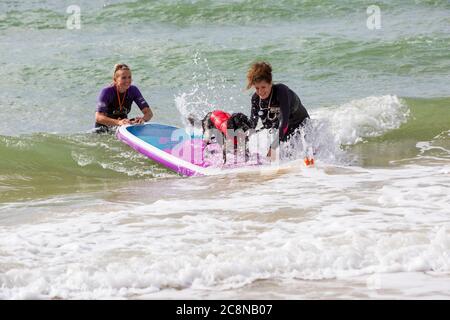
[267,147,278,161]
[117,118,131,126]
[133,116,145,124]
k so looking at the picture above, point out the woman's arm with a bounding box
[131,86,153,124]
[249,95,259,129]
[134,106,153,124]
[277,85,291,141]
[95,112,130,126]
[268,85,290,157]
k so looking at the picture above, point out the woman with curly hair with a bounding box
[246,61,312,162]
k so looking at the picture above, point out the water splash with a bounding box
[175,51,238,128]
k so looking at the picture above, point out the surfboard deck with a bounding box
[116,123,267,176]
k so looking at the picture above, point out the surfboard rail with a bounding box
[116,123,210,176]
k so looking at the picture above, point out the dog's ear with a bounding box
[187,114,197,127]
[242,115,252,132]
[201,112,214,132]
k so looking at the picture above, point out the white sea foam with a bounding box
[312,95,409,145]
[416,130,450,159]
[0,162,449,299]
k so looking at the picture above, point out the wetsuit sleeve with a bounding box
[131,86,150,110]
[96,88,111,114]
[249,95,259,129]
[277,84,291,141]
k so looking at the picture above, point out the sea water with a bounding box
[0,0,449,299]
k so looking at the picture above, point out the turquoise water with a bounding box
[0,1,449,299]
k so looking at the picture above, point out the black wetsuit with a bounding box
[250,83,309,142]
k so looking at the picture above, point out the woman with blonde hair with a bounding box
[95,64,153,132]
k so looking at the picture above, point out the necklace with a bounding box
[116,86,127,112]
[258,89,273,116]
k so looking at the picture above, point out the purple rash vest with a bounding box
[95,85,149,127]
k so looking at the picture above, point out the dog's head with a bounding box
[186,112,217,143]
[227,113,252,133]
[200,112,216,143]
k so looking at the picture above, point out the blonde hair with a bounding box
[113,63,131,81]
[246,61,272,89]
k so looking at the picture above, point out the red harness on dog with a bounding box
[210,110,231,137]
